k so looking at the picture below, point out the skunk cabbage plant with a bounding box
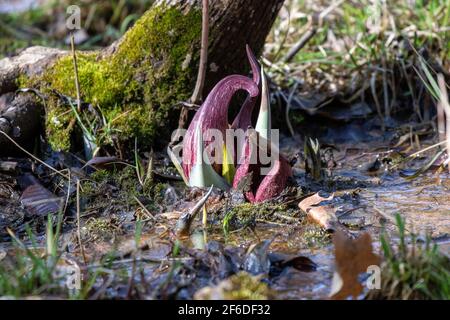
[169,45,292,203]
[232,130,292,203]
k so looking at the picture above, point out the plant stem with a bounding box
[76,181,87,264]
[70,33,82,113]
[176,0,210,134]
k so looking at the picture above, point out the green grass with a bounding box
[0,0,155,58]
[368,214,450,300]
[0,207,150,299]
[266,0,450,116]
[0,214,70,297]
[274,0,449,64]
[0,213,98,299]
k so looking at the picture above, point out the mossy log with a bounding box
[0,0,284,154]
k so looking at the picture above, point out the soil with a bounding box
[1,112,448,299]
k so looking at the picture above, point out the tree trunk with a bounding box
[204,0,284,93]
[0,0,284,153]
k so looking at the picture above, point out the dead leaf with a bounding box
[330,230,381,300]
[281,255,317,272]
[83,156,123,169]
[299,192,339,232]
[159,211,183,220]
[269,252,317,273]
[20,175,63,217]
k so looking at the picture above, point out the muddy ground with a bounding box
[0,111,448,299]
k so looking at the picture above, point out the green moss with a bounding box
[223,203,257,233]
[223,202,294,234]
[150,182,167,203]
[90,169,111,183]
[83,217,118,241]
[22,4,202,151]
[80,166,170,220]
[196,272,272,300]
[226,272,272,300]
[115,166,141,197]
[235,203,289,220]
[302,224,331,248]
[45,98,74,151]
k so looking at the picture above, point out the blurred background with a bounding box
[1,0,449,125]
[0,0,155,57]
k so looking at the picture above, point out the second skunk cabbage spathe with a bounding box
[232,130,292,203]
[168,45,292,203]
[255,65,271,141]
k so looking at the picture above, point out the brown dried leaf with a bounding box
[330,230,381,300]
[298,192,338,232]
[20,177,63,217]
[281,256,317,272]
[83,156,122,169]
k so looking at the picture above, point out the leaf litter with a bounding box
[0,121,449,299]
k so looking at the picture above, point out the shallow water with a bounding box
[188,139,450,299]
[0,134,448,299]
